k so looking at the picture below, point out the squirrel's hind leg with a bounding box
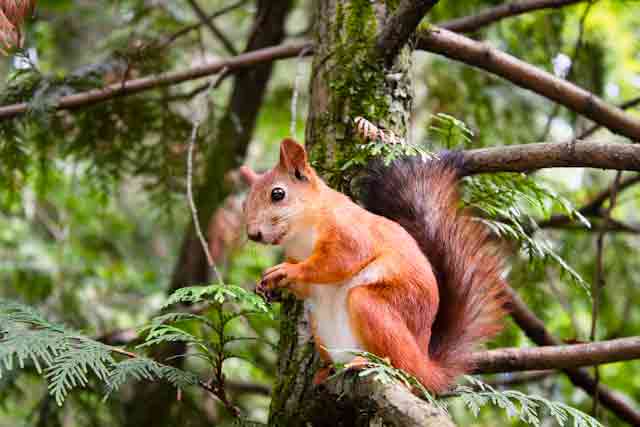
[347,285,450,393]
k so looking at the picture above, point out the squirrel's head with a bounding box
[240,138,321,245]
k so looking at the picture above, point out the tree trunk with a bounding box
[269,1,454,426]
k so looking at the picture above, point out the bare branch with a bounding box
[375,0,440,63]
[185,0,238,56]
[462,140,640,173]
[440,0,584,33]
[160,0,249,49]
[0,42,311,121]
[507,287,640,425]
[473,337,640,374]
[416,27,640,142]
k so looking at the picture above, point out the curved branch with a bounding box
[461,141,640,174]
[0,41,311,121]
[440,0,584,33]
[473,337,640,374]
[416,27,640,142]
[375,0,440,63]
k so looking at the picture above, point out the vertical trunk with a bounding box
[269,1,453,426]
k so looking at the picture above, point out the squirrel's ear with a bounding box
[239,166,259,186]
[278,138,310,179]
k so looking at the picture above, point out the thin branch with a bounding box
[0,41,312,121]
[185,0,238,56]
[507,286,640,425]
[578,96,640,140]
[374,0,440,64]
[472,336,640,374]
[440,0,584,33]
[539,220,640,234]
[461,140,640,174]
[416,27,640,142]
[537,174,640,228]
[159,0,249,49]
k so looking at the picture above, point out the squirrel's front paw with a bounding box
[258,263,299,293]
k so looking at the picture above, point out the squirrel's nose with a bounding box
[248,230,263,242]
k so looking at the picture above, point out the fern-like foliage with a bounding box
[457,376,602,427]
[426,112,590,292]
[463,173,590,293]
[0,299,202,406]
[341,350,602,427]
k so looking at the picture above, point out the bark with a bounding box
[123,1,293,426]
[462,141,640,174]
[473,337,640,373]
[269,1,454,426]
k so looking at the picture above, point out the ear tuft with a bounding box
[239,166,259,186]
[279,138,309,175]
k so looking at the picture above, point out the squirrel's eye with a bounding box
[271,187,286,202]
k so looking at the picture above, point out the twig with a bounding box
[185,0,238,56]
[185,77,225,284]
[159,0,248,49]
[439,0,585,33]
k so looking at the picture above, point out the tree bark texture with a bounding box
[269,1,454,426]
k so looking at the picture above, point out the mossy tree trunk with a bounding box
[268,1,454,426]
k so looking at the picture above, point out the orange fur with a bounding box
[242,138,507,393]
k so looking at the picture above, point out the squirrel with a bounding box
[239,137,508,393]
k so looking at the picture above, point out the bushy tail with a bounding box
[359,153,509,385]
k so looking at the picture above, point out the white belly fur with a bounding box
[308,263,383,364]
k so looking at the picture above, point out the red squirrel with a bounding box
[240,138,508,393]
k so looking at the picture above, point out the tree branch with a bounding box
[461,140,640,174]
[440,0,584,33]
[159,0,249,48]
[507,286,640,425]
[308,374,456,427]
[537,174,640,228]
[416,27,640,142]
[374,0,440,63]
[185,0,238,56]
[578,96,640,140]
[472,337,640,374]
[0,41,311,121]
